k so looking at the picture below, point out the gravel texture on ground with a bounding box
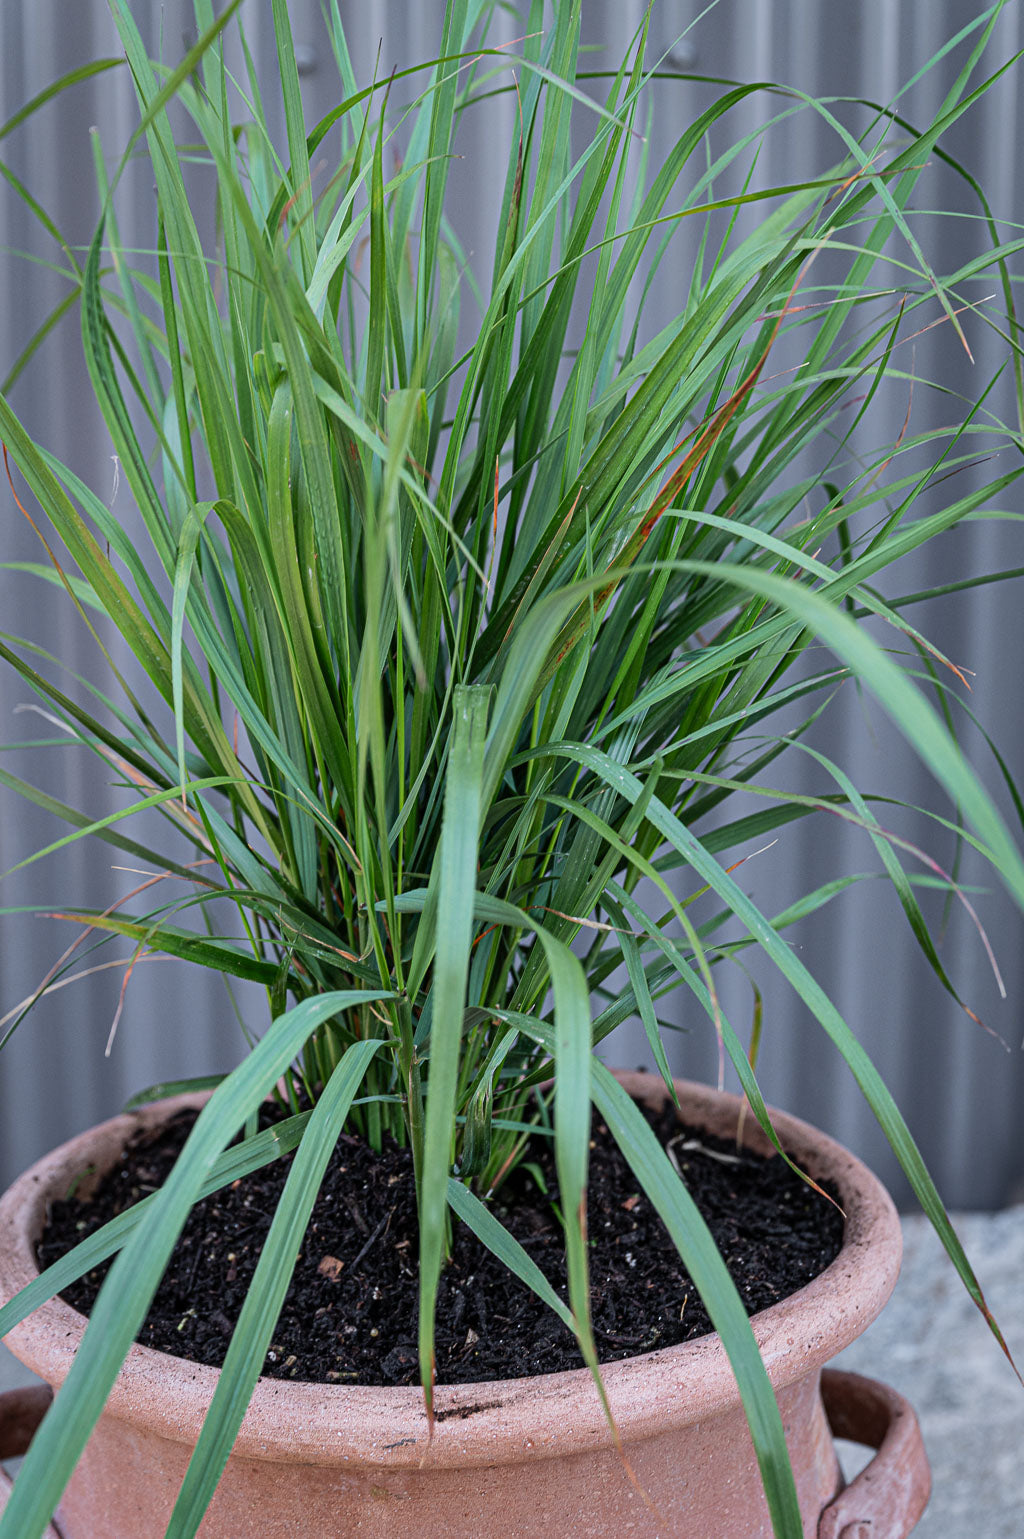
[831,1204,1024,1538]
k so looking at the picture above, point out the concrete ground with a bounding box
[2,1207,1022,1533]
[831,1204,1024,1538]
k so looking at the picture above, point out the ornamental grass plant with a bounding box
[1,1,1023,1535]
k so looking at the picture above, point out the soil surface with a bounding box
[38,1095,844,1386]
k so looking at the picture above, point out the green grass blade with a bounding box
[171,503,213,805]
[418,684,489,1411]
[0,1114,313,1340]
[0,59,121,142]
[165,1039,382,1537]
[0,991,392,1539]
[590,1063,803,1538]
[0,776,232,883]
[560,729,1018,1364]
[446,1177,574,1330]
[123,1077,227,1109]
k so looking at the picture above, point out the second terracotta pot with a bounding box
[0,1073,930,1538]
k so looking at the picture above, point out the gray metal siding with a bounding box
[1,1,1021,1207]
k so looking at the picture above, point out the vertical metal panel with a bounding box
[0,0,255,1188]
[1,1,1022,1208]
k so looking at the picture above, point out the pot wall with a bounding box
[0,1075,903,1538]
[53,1371,837,1539]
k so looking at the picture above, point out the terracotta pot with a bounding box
[0,1073,930,1538]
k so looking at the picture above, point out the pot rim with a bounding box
[0,1072,901,1469]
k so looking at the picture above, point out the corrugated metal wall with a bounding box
[1,1,1022,1208]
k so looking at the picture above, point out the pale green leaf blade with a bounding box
[590,1063,803,1538]
[165,1039,382,1537]
[418,684,490,1405]
[0,991,393,1539]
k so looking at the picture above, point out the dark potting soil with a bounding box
[38,1095,844,1387]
